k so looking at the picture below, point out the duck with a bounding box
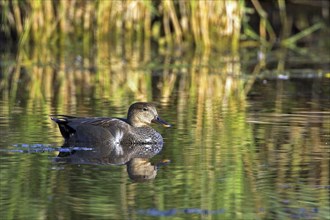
[51,102,171,145]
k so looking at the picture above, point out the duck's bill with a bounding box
[152,116,171,127]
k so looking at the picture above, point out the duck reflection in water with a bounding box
[51,102,171,182]
[55,141,170,182]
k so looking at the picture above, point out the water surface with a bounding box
[0,44,329,219]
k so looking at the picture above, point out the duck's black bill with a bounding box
[152,116,171,127]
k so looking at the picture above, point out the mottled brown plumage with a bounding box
[51,102,171,145]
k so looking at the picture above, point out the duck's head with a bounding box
[127,102,171,128]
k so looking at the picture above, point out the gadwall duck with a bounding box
[51,102,171,145]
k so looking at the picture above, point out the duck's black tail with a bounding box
[50,115,77,139]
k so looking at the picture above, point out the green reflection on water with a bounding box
[0,41,329,220]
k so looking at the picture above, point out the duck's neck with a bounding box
[127,114,144,127]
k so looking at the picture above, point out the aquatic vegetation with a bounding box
[1,0,242,50]
[1,0,327,51]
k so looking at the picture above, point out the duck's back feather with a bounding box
[50,115,129,140]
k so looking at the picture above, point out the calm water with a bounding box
[0,44,329,220]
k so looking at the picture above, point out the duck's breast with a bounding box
[125,127,163,144]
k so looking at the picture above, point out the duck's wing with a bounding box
[50,115,128,139]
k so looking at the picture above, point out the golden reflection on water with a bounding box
[0,42,329,219]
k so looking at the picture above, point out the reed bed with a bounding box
[1,0,326,53]
[1,0,243,50]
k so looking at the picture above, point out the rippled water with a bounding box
[1,47,329,219]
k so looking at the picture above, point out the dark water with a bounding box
[0,44,329,220]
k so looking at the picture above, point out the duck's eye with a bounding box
[143,107,148,111]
